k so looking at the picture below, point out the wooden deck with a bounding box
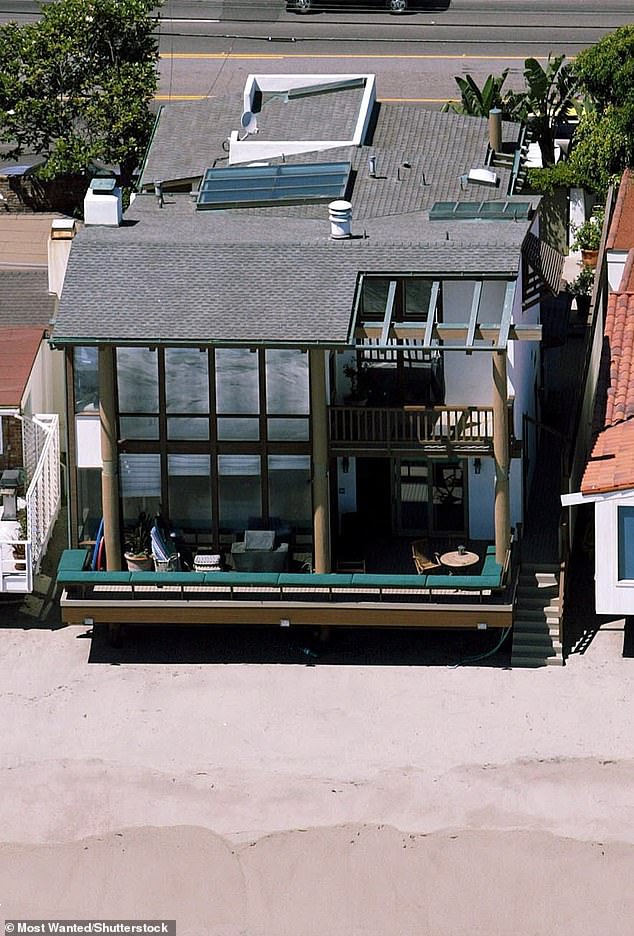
[60,591,513,631]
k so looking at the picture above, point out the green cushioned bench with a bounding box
[130,571,206,588]
[56,549,510,602]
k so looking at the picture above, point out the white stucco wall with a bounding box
[468,458,494,539]
[607,249,628,291]
[595,491,634,615]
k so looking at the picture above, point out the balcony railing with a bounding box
[329,405,496,454]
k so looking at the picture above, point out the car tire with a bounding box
[387,0,408,11]
[294,0,313,11]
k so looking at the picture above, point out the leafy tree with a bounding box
[573,25,634,110]
[530,28,634,199]
[0,0,160,185]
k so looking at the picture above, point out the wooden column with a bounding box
[99,345,122,570]
[492,350,510,565]
[310,348,331,574]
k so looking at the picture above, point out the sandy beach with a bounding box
[0,615,633,935]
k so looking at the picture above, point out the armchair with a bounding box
[231,530,289,572]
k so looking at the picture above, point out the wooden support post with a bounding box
[99,345,122,571]
[310,349,331,574]
[492,351,510,565]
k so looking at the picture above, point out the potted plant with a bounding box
[566,266,595,318]
[12,508,28,569]
[571,210,604,267]
[123,511,153,571]
[343,360,370,403]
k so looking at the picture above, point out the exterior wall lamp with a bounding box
[474,457,482,475]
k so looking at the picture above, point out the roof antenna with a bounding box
[239,110,258,141]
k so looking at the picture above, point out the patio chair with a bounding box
[230,530,289,572]
[151,524,180,572]
[411,539,441,575]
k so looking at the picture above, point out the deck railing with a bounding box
[329,405,496,453]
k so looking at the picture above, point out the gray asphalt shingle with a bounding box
[56,92,534,346]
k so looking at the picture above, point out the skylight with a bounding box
[196,161,351,211]
[429,201,533,221]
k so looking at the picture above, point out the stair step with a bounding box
[512,655,564,667]
[516,592,558,606]
[512,635,561,651]
[520,562,560,574]
[515,608,558,622]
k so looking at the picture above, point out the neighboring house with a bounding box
[0,215,74,592]
[52,73,564,630]
[562,171,634,616]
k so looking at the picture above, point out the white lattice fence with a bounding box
[23,414,61,573]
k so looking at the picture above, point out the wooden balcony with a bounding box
[329,405,497,456]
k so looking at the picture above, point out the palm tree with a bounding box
[442,70,519,120]
[514,55,578,166]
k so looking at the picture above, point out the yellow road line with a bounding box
[155,94,214,100]
[161,52,537,60]
[154,94,456,102]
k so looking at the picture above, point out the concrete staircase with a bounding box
[511,562,564,667]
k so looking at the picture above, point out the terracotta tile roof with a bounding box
[0,326,45,409]
[607,169,634,250]
[581,422,634,495]
[602,292,634,428]
[582,223,634,493]
[619,248,634,291]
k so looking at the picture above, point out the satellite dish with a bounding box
[240,110,258,135]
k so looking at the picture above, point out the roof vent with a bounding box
[329,200,352,239]
[83,175,122,226]
[467,167,500,188]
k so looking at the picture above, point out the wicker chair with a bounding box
[411,539,441,574]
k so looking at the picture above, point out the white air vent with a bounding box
[83,177,123,226]
[467,168,499,188]
[329,200,352,239]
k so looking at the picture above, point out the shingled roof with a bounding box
[0,269,55,329]
[55,77,539,347]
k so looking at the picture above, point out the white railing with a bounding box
[0,414,60,594]
[25,414,61,573]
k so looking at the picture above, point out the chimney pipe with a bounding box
[489,108,502,154]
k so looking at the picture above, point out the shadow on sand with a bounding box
[85,622,511,668]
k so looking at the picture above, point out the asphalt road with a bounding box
[2,1,632,103]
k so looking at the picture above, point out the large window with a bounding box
[165,348,210,440]
[266,349,310,441]
[109,346,314,547]
[117,348,159,439]
[119,453,161,526]
[268,455,312,534]
[618,506,634,580]
[73,347,99,413]
[216,348,259,441]
[218,455,262,533]
[168,454,212,534]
